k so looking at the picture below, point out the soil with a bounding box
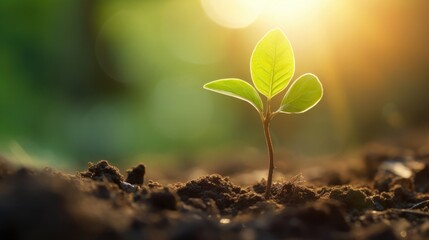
[2,138,429,239]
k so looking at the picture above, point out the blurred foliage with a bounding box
[1,0,429,168]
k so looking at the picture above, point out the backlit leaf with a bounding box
[279,73,323,114]
[251,28,295,99]
[204,79,263,113]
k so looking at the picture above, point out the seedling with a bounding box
[203,29,323,199]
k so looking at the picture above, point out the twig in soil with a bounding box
[367,208,429,218]
[394,209,429,217]
[409,200,429,210]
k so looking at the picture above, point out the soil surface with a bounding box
[2,138,429,239]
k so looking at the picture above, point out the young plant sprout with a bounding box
[203,29,323,199]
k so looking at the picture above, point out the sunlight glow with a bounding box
[263,0,322,23]
[201,0,323,29]
[200,0,265,28]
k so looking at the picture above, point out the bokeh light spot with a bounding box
[200,0,265,28]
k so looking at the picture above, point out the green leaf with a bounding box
[279,73,323,114]
[203,79,263,113]
[251,28,295,99]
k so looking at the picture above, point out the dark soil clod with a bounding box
[175,174,264,215]
[125,164,146,186]
[80,160,124,185]
[326,186,374,210]
[273,182,318,205]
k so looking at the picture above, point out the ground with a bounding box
[1,133,429,240]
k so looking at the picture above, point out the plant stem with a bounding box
[262,101,274,199]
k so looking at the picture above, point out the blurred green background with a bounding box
[1,0,429,170]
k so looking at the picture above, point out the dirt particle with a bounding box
[236,191,264,212]
[273,182,318,205]
[80,160,124,185]
[252,179,266,194]
[373,174,415,208]
[120,182,138,193]
[147,180,163,189]
[175,174,262,215]
[327,186,374,210]
[371,192,395,210]
[126,164,146,186]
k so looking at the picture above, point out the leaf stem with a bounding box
[262,100,275,199]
